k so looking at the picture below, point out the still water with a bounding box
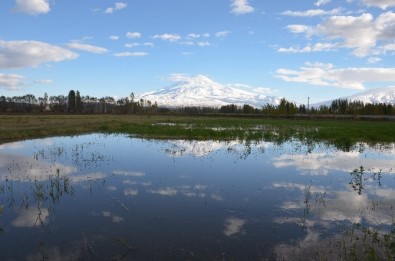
[0,134,394,260]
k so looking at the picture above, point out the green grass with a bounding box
[1,114,394,150]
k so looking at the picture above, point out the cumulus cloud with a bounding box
[230,0,254,15]
[0,74,25,90]
[67,43,108,54]
[113,52,148,57]
[126,32,141,39]
[0,40,78,69]
[276,63,395,90]
[285,12,395,57]
[152,33,181,41]
[362,0,395,9]
[14,0,50,15]
[282,8,342,17]
[104,2,127,14]
[316,13,376,57]
[287,25,313,34]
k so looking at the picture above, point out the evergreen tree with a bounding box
[68,90,76,113]
[76,90,82,113]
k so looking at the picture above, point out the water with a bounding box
[0,134,394,260]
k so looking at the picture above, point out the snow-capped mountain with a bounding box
[136,75,282,108]
[313,86,395,107]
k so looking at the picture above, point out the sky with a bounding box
[1,0,395,104]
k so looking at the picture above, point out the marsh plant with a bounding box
[349,166,383,195]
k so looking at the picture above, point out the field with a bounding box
[1,114,395,149]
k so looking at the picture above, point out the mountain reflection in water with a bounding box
[0,134,394,260]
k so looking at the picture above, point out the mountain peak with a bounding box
[137,75,282,108]
[170,75,218,90]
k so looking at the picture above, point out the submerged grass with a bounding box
[1,114,395,149]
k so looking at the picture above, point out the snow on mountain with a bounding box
[313,86,395,107]
[136,75,282,108]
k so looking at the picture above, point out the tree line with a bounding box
[0,91,157,114]
[217,98,394,116]
[1,91,394,116]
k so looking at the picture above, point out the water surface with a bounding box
[0,134,394,260]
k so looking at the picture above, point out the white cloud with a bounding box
[125,43,140,48]
[124,188,139,196]
[34,79,53,84]
[316,13,376,57]
[215,30,231,38]
[230,0,254,15]
[381,43,395,52]
[287,25,313,34]
[12,208,49,227]
[0,40,78,69]
[224,217,246,237]
[179,41,195,46]
[67,43,108,54]
[148,187,178,196]
[197,41,212,47]
[187,33,200,38]
[278,43,338,53]
[152,33,181,41]
[362,0,395,9]
[104,2,127,14]
[126,42,154,48]
[315,0,331,6]
[109,35,119,40]
[367,57,382,64]
[276,63,395,90]
[69,173,106,182]
[112,170,146,176]
[102,211,124,223]
[113,52,148,57]
[126,32,141,39]
[14,0,50,15]
[375,11,395,40]
[282,8,342,17]
[287,12,395,57]
[0,74,25,90]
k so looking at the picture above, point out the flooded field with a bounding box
[0,134,394,260]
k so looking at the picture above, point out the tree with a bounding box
[130,92,134,114]
[68,90,76,113]
[243,104,254,114]
[76,90,82,113]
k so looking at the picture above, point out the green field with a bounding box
[1,114,394,150]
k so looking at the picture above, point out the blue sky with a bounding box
[1,0,395,104]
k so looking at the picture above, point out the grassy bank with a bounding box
[1,114,394,149]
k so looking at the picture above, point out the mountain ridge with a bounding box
[313,86,395,107]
